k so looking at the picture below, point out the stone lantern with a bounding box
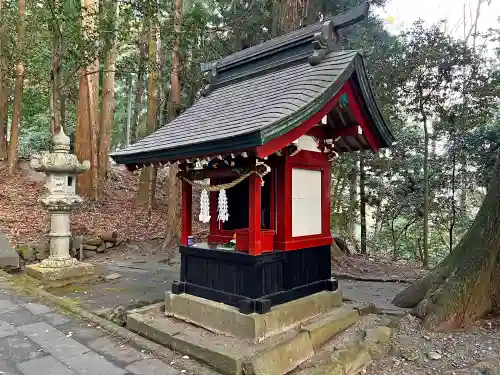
[26,127,98,286]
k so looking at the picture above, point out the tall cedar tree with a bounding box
[135,1,159,211]
[162,0,183,249]
[76,0,99,199]
[50,0,62,136]
[7,0,26,176]
[0,0,8,160]
[98,0,119,183]
[130,40,147,145]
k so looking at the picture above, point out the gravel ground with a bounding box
[364,314,500,375]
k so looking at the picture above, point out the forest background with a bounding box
[0,0,499,274]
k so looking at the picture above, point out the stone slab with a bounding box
[41,312,71,326]
[86,336,147,365]
[17,355,77,375]
[125,359,179,375]
[0,299,21,313]
[302,307,359,351]
[56,322,105,344]
[0,233,19,270]
[17,322,90,360]
[0,320,19,339]
[127,307,249,375]
[165,291,343,340]
[0,334,46,363]
[60,350,128,375]
[25,262,100,287]
[23,302,52,315]
[0,357,22,375]
[242,331,314,375]
[0,308,43,326]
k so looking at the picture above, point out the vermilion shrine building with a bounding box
[111,3,394,315]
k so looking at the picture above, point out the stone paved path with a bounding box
[339,279,410,314]
[0,281,213,375]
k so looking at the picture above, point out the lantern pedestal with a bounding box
[26,262,98,288]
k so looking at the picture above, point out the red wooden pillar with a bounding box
[180,180,192,246]
[248,173,262,255]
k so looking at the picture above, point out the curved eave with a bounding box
[110,132,262,169]
[353,57,395,148]
[257,54,394,150]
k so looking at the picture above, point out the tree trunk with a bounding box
[359,151,367,254]
[348,165,357,239]
[50,1,62,136]
[162,0,182,250]
[273,0,313,36]
[373,185,385,240]
[393,151,500,331]
[331,164,345,214]
[422,103,430,268]
[130,41,146,144]
[0,0,8,160]
[76,0,99,199]
[7,0,25,176]
[98,0,119,184]
[125,74,133,147]
[135,8,159,210]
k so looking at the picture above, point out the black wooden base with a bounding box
[171,245,337,314]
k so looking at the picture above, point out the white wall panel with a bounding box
[292,168,322,237]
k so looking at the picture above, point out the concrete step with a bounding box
[127,302,362,375]
[293,314,396,375]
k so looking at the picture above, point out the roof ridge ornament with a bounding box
[201,63,217,97]
[309,20,340,66]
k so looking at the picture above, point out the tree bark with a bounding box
[393,151,500,331]
[98,0,119,183]
[348,165,357,239]
[130,41,147,144]
[50,0,62,136]
[422,97,430,268]
[76,0,99,199]
[273,0,314,36]
[7,0,26,176]
[162,0,182,250]
[125,74,133,147]
[359,152,367,254]
[0,0,8,160]
[135,5,159,210]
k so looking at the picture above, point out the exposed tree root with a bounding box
[392,150,500,331]
[393,248,500,331]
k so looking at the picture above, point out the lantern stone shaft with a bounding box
[26,128,97,286]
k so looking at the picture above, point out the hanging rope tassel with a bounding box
[199,189,211,223]
[217,189,229,222]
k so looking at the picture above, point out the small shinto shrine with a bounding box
[112,3,394,316]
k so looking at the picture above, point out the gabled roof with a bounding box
[111,3,394,167]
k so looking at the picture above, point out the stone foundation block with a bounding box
[26,262,100,287]
[165,291,342,340]
[302,307,359,351]
[242,332,314,375]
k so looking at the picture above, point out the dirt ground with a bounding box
[365,314,500,375]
